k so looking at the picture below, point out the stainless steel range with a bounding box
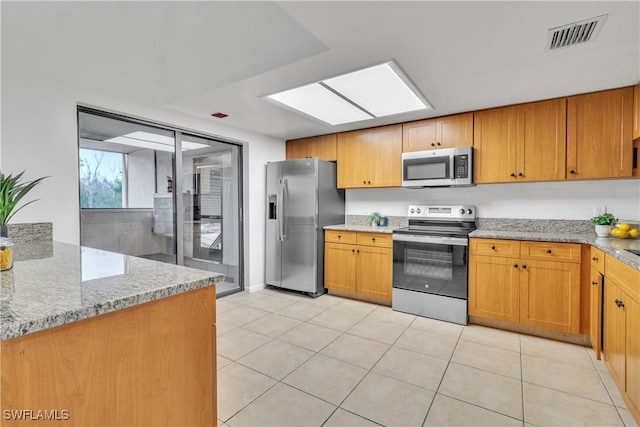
[392,205,476,325]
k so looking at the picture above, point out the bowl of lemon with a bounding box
[610,223,640,239]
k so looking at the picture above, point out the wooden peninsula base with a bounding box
[1,286,216,427]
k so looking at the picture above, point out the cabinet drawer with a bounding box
[325,230,357,244]
[520,241,581,263]
[590,247,605,272]
[356,232,392,248]
[606,255,640,303]
[469,238,520,258]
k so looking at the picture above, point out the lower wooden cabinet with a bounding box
[469,238,581,334]
[0,286,217,427]
[603,255,640,422]
[589,246,605,360]
[324,230,392,301]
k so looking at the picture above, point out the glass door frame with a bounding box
[77,105,244,293]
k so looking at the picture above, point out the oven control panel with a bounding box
[407,205,476,220]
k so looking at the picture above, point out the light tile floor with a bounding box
[217,289,637,427]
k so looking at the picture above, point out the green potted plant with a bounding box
[590,212,617,238]
[369,212,382,228]
[0,171,48,238]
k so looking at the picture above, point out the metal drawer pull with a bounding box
[615,299,625,308]
[592,256,598,261]
[522,264,527,269]
[546,249,552,254]
[591,281,598,286]
[513,264,518,268]
[490,245,496,250]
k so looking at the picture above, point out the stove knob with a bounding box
[416,208,422,214]
[410,208,415,214]
[467,209,473,215]
[459,209,465,214]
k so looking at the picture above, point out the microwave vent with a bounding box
[546,14,607,51]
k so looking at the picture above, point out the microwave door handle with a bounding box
[450,154,455,180]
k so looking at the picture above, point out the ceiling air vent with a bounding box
[546,14,607,51]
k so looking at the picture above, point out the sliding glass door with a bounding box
[78,107,243,295]
[179,133,241,294]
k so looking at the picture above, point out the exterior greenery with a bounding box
[0,171,48,226]
[79,149,122,208]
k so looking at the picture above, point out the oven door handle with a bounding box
[392,234,469,246]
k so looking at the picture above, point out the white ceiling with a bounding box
[2,1,639,141]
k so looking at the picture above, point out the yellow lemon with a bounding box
[610,228,621,237]
[618,223,631,231]
[618,230,630,239]
[629,229,640,238]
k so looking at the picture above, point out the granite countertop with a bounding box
[324,224,398,234]
[0,241,223,341]
[470,229,640,271]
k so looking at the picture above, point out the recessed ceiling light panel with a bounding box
[323,62,431,117]
[267,83,373,125]
[264,60,431,126]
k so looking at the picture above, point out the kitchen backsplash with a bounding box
[345,179,640,222]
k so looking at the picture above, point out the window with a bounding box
[79,148,123,208]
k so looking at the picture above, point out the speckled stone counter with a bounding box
[0,241,223,341]
[324,224,398,234]
[470,229,640,271]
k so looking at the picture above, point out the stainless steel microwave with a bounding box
[401,146,473,187]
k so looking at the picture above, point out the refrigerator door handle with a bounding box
[277,179,284,241]
[281,178,288,240]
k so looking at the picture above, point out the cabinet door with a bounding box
[286,134,337,161]
[356,246,392,301]
[519,259,580,333]
[473,106,518,183]
[626,296,640,417]
[567,87,633,179]
[589,266,604,360]
[633,83,640,141]
[517,98,566,181]
[363,125,402,187]
[403,119,437,152]
[336,129,366,188]
[437,112,474,149]
[324,242,357,293]
[468,255,519,323]
[286,139,311,160]
[402,113,473,152]
[603,280,626,389]
[337,124,402,188]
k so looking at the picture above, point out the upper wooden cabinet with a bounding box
[337,124,402,188]
[633,83,640,141]
[402,112,473,152]
[474,98,566,184]
[567,87,634,179]
[286,134,337,161]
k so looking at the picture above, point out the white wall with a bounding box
[346,179,640,222]
[1,77,285,292]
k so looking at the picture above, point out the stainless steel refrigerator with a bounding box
[266,158,345,296]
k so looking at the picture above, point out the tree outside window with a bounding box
[79,148,123,208]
